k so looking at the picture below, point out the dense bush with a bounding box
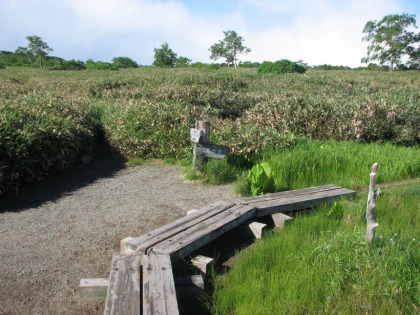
[0,67,419,193]
[0,93,100,193]
[86,60,119,71]
[240,61,260,68]
[52,59,86,70]
[112,57,138,68]
[312,64,351,70]
[257,59,307,74]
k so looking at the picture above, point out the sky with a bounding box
[0,0,419,67]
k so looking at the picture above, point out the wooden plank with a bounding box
[79,278,108,304]
[142,254,179,315]
[127,201,235,254]
[254,187,356,217]
[194,143,230,159]
[248,222,268,239]
[271,213,293,228]
[104,255,143,315]
[152,204,257,261]
[121,236,134,255]
[236,184,341,204]
[191,255,214,274]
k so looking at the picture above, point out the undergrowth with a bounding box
[1,67,419,193]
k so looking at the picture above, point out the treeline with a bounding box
[1,50,419,71]
[0,51,142,70]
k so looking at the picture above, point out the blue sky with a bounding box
[1,0,419,67]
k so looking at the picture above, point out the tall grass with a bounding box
[1,67,419,193]
[263,138,420,192]
[210,184,419,314]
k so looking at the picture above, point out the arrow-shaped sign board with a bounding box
[195,143,230,159]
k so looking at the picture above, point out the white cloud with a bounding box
[241,0,405,66]
[0,0,411,65]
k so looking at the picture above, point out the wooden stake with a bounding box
[366,163,380,245]
[271,213,293,229]
[191,255,214,274]
[193,121,210,167]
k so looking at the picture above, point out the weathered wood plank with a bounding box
[194,143,230,159]
[271,213,293,228]
[191,255,214,274]
[193,121,211,166]
[248,222,268,239]
[127,201,235,254]
[121,236,134,255]
[152,204,257,261]
[79,278,108,304]
[104,255,143,315]
[142,254,179,315]
[236,184,342,204]
[254,187,356,217]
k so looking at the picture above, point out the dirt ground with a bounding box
[0,151,235,314]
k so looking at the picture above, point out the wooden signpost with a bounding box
[191,121,230,167]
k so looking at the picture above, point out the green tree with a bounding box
[23,35,53,70]
[209,30,251,68]
[112,56,138,68]
[153,43,177,68]
[175,56,192,67]
[14,46,32,64]
[361,13,419,70]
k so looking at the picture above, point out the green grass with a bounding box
[209,183,419,314]
[260,138,419,192]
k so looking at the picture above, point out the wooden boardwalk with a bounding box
[104,184,356,315]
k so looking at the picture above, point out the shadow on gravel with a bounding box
[0,143,126,213]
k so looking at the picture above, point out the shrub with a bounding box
[248,162,275,196]
[52,59,86,71]
[257,59,306,74]
[0,95,100,194]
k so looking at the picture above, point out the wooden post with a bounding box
[366,163,380,245]
[191,255,214,274]
[271,213,293,229]
[193,121,210,167]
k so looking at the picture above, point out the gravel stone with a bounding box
[0,153,234,314]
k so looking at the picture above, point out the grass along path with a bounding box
[209,182,419,314]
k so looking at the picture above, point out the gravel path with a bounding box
[0,152,235,314]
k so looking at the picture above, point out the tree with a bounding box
[361,13,419,70]
[175,56,192,67]
[153,43,177,68]
[22,35,53,70]
[14,46,32,64]
[112,56,138,68]
[209,30,251,68]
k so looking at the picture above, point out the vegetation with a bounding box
[257,59,307,74]
[15,35,53,70]
[1,67,419,193]
[237,138,419,195]
[362,13,419,70]
[111,56,138,68]
[210,31,251,68]
[210,182,419,314]
[248,162,275,196]
[153,42,178,68]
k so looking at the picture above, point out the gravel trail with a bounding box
[0,152,235,314]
